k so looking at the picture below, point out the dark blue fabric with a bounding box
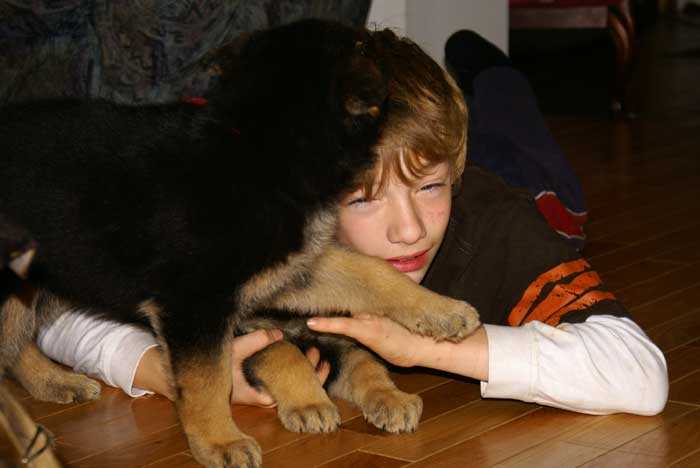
[466,67,587,215]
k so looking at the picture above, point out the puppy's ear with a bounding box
[0,215,36,279]
[8,248,36,279]
[200,33,253,82]
[336,52,387,134]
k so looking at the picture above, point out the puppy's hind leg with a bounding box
[1,291,101,404]
[12,343,101,403]
[243,340,340,433]
[328,347,422,433]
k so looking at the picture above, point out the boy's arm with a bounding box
[37,311,317,406]
[308,311,668,415]
[37,310,158,397]
[133,346,175,399]
[306,316,490,380]
[479,314,668,415]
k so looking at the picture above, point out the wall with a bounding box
[366,0,508,67]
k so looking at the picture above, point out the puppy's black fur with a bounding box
[2,21,380,327]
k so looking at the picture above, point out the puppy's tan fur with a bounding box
[273,245,479,342]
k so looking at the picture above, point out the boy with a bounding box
[37,26,668,415]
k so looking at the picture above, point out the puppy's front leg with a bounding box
[328,346,422,433]
[244,340,340,433]
[140,300,261,468]
[272,246,480,342]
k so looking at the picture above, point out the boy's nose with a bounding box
[387,199,426,245]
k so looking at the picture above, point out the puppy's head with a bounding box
[205,20,388,205]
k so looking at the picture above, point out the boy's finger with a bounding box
[315,360,331,386]
[307,317,380,346]
[233,329,283,357]
[239,386,276,408]
[305,347,321,368]
[253,391,276,408]
[306,317,355,335]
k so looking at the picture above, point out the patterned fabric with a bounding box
[0,0,370,104]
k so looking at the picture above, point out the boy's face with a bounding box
[337,160,452,284]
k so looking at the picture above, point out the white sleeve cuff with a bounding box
[480,323,536,402]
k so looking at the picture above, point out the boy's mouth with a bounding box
[386,249,430,273]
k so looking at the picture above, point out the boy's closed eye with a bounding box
[420,182,446,192]
[346,196,371,206]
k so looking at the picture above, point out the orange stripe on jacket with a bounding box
[542,290,617,327]
[508,259,590,326]
[523,270,603,325]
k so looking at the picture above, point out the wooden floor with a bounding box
[4,13,700,468]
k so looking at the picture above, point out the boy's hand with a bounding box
[136,330,331,405]
[230,329,331,407]
[306,315,426,368]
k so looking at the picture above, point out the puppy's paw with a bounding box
[412,299,480,342]
[191,435,262,468]
[361,389,422,433]
[26,372,101,404]
[278,400,341,433]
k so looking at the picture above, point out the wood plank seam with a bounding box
[667,400,700,409]
[667,447,700,467]
[61,421,183,465]
[628,283,700,314]
[669,367,700,386]
[140,450,193,468]
[362,407,543,465]
[310,450,412,468]
[336,379,465,428]
[647,309,700,353]
[260,433,315,454]
[587,221,700,263]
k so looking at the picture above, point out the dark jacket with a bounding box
[423,166,630,327]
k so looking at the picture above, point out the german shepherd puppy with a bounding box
[0,20,480,468]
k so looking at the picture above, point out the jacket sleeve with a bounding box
[36,311,158,397]
[481,314,669,415]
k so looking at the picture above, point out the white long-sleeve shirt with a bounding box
[36,310,668,414]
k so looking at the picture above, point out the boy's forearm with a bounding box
[415,325,489,381]
[133,346,175,400]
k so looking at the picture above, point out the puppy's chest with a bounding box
[236,207,338,312]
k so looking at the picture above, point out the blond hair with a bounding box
[358,28,468,197]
